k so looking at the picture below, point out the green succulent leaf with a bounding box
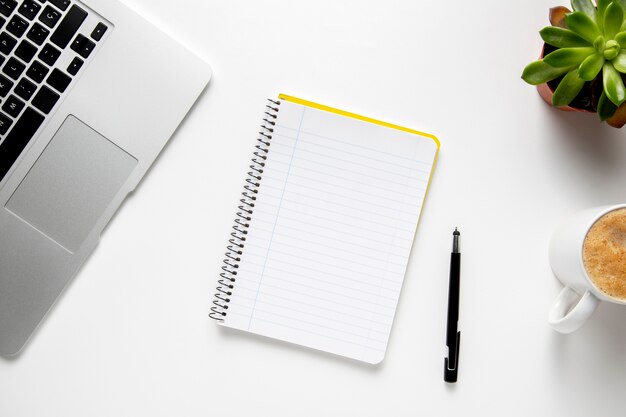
[571,0,597,19]
[593,36,606,52]
[604,40,621,59]
[521,60,572,85]
[543,47,595,67]
[597,0,612,29]
[552,69,587,107]
[612,50,626,72]
[579,53,606,80]
[598,90,619,120]
[566,12,602,43]
[614,0,626,16]
[540,27,590,47]
[615,31,626,47]
[603,62,626,105]
[603,1,624,39]
[620,3,626,32]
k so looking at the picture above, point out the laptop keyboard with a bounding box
[0,0,109,184]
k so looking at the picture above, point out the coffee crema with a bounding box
[583,208,626,301]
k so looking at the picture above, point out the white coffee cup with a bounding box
[548,204,626,334]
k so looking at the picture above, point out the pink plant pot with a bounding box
[536,83,593,112]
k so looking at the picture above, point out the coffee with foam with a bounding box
[583,208,626,301]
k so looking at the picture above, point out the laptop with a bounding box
[0,0,211,356]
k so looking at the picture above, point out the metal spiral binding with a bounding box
[210,99,281,321]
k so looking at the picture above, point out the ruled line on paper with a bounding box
[234,282,397,329]
[243,305,388,343]
[258,188,421,224]
[273,170,425,199]
[234,281,396,320]
[240,256,404,295]
[246,106,307,330]
[265,150,428,186]
[244,233,404,277]
[228,310,387,353]
[245,219,411,265]
[262,180,422,212]
[222,99,437,363]
[276,124,434,166]
[269,143,429,182]
[243,239,407,276]
[271,133,432,175]
[230,298,389,336]
[261,166,426,206]
[232,288,394,327]
[246,216,411,258]
[242,255,405,292]
[255,200,420,240]
[263,160,427,198]
[239,263,400,302]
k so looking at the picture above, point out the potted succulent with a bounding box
[522,0,626,127]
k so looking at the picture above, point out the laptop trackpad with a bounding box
[5,115,137,253]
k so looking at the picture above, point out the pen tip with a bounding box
[453,227,460,236]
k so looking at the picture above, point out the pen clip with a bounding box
[444,331,461,383]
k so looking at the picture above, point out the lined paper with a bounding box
[221,98,438,364]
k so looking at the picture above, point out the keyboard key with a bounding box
[46,68,70,93]
[14,40,37,63]
[0,73,13,96]
[18,0,41,20]
[38,42,59,65]
[0,16,6,29]
[3,57,25,80]
[32,85,58,113]
[0,0,17,18]
[0,112,12,135]
[7,15,29,38]
[91,22,107,41]
[48,0,70,12]
[0,31,17,55]
[67,56,82,75]
[27,22,49,45]
[2,94,24,117]
[70,34,94,58]
[0,107,45,182]
[15,77,36,100]
[50,5,86,49]
[39,5,62,28]
[26,60,48,83]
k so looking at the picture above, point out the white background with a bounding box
[2,0,626,415]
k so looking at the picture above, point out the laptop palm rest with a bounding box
[5,115,137,253]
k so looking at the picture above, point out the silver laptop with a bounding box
[0,0,211,356]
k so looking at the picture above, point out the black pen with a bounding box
[444,228,461,383]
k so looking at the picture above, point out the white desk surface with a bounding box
[2,0,626,415]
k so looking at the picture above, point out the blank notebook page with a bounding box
[221,97,439,364]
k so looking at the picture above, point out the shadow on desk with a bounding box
[545,108,626,169]
[548,302,626,381]
[543,106,626,206]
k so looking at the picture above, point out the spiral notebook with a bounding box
[211,95,439,364]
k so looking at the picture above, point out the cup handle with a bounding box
[548,287,600,334]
